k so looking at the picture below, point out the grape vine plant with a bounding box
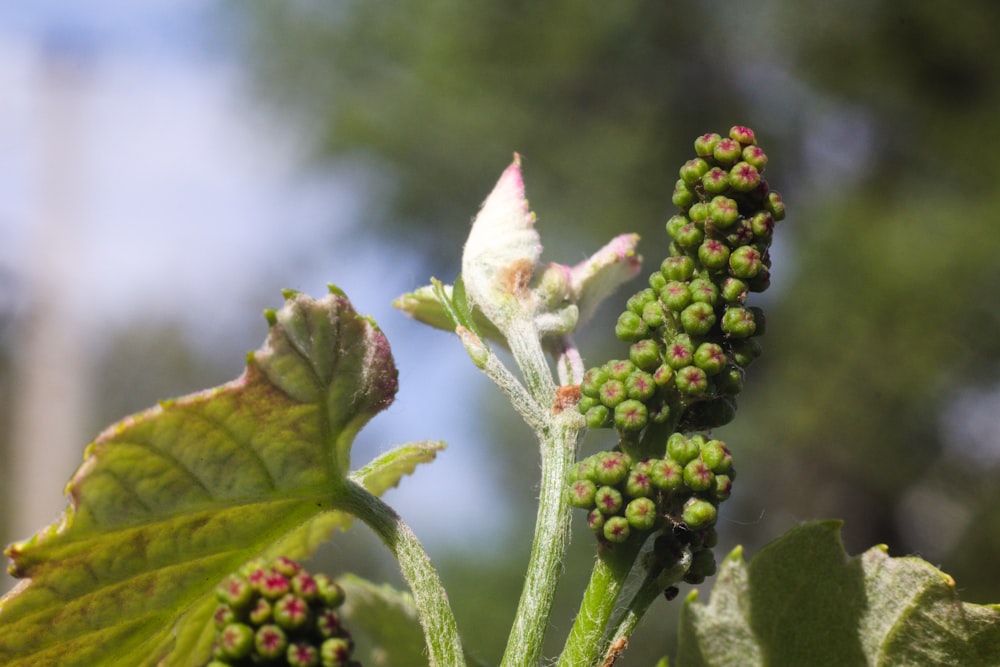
[2,128,999,666]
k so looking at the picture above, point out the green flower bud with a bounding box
[667,433,700,465]
[587,508,606,532]
[721,306,757,338]
[625,497,658,531]
[660,280,692,312]
[274,593,310,630]
[715,365,744,396]
[694,132,722,157]
[585,405,612,429]
[748,265,771,292]
[700,439,733,473]
[625,461,653,497]
[675,365,709,395]
[700,527,719,549]
[627,288,657,315]
[749,211,774,240]
[598,379,628,408]
[648,399,672,424]
[724,219,754,248]
[683,459,715,492]
[314,574,345,608]
[729,245,763,279]
[214,603,237,629]
[728,161,761,192]
[680,157,711,185]
[603,516,632,543]
[672,178,696,209]
[568,479,598,508]
[249,597,273,625]
[720,277,749,304]
[664,336,694,370]
[697,238,730,271]
[672,221,704,249]
[653,364,674,387]
[648,270,667,292]
[712,474,734,502]
[577,395,599,415]
[273,556,302,577]
[594,451,632,486]
[616,310,649,342]
[767,191,786,220]
[688,202,710,222]
[216,574,254,609]
[729,125,757,146]
[629,339,662,370]
[291,572,319,601]
[730,338,762,367]
[661,255,695,281]
[321,637,353,667]
[625,371,656,401]
[701,167,730,194]
[680,302,716,336]
[681,497,718,529]
[689,278,719,305]
[693,342,726,375]
[258,570,292,600]
[255,624,289,661]
[614,399,648,432]
[666,214,689,238]
[642,300,667,329]
[650,458,684,492]
[217,623,254,660]
[713,138,743,166]
[288,642,320,667]
[742,144,768,169]
[607,359,637,381]
[708,196,740,229]
[595,486,625,515]
[580,367,609,398]
[574,455,599,482]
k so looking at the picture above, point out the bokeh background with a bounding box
[3,2,1000,664]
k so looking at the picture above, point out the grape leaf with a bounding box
[0,287,437,666]
[677,520,1000,667]
[339,574,427,666]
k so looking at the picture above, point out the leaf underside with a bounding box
[677,520,1000,667]
[0,288,436,667]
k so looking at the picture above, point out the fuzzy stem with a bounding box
[557,540,643,667]
[497,318,585,667]
[338,480,465,667]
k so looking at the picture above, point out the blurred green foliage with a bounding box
[70,0,996,662]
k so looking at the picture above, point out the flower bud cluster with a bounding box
[567,433,732,580]
[572,127,784,583]
[579,126,782,434]
[207,556,360,667]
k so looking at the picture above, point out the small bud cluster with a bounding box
[207,556,360,667]
[573,127,784,583]
[567,434,732,582]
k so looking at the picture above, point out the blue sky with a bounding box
[0,1,511,593]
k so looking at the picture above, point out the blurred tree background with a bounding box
[3,1,999,664]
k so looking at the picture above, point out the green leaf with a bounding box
[677,520,1000,667]
[339,574,427,666]
[0,288,436,666]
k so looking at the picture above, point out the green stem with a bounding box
[557,540,643,667]
[338,480,466,667]
[498,318,584,667]
[602,549,692,664]
[499,420,580,667]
